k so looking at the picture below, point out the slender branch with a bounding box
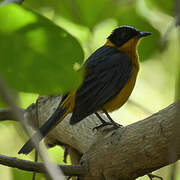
[0,154,86,176]
[0,108,24,121]
[0,78,66,180]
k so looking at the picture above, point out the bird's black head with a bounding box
[107,26,151,47]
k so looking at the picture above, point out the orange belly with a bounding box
[103,38,140,112]
[103,66,138,112]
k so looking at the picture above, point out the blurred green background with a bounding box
[0,0,179,179]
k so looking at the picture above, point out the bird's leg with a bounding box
[102,108,123,128]
[93,112,114,131]
[95,112,107,124]
[147,173,163,180]
[93,111,122,131]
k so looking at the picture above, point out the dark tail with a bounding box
[18,106,67,155]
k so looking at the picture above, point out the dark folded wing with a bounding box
[70,47,133,124]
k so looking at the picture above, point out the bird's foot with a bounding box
[147,173,163,180]
[93,121,123,132]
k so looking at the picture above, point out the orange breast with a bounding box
[103,66,138,112]
[102,37,140,112]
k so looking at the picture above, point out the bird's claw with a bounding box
[92,122,123,132]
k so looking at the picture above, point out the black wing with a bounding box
[70,46,133,124]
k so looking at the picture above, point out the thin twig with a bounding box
[0,77,66,180]
[0,108,24,121]
[0,154,86,176]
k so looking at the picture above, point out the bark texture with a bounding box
[23,96,180,180]
[81,103,180,179]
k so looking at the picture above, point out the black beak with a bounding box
[138,32,151,38]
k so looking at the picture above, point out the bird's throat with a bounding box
[105,38,140,70]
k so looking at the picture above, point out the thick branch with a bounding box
[31,96,180,179]
[0,96,180,179]
[0,154,86,176]
[80,101,180,179]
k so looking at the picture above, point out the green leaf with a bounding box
[11,168,33,180]
[24,0,115,29]
[146,0,174,16]
[11,168,46,180]
[0,4,84,94]
[116,6,161,61]
[74,0,112,28]
[0,98,6,108]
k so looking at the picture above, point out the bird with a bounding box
[18,25,151,155]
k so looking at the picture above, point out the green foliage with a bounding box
[24,0,115,29]
[175,65,180,100]
[23,0,161,61]
[11,168,45,180]
[146,0,174,16]
[0,4,84,94]
[11,169,33,180]
[0,98,6,108]
[0,1,162,97]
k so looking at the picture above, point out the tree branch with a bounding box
[0,108,24,121]
[0,78,66,180]
[30,96,180,180]
[80,101,180,179]
[0,154,86,176]
[0,95,180,179]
